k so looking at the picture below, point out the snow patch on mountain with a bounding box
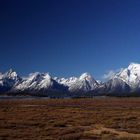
[0,63,140,96]
[116,63,140,90]
[55,73,99,93]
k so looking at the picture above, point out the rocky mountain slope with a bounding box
[0,63,140,96]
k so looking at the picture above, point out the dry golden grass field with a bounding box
[0,97,140,140]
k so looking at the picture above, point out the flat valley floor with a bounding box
[0,97,140,140]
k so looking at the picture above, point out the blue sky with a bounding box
[0,0,140,79]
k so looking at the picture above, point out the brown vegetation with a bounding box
[0,97,140,140]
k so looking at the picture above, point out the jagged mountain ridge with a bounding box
[0,69,22,92]
[0,63,140,96]
[116,63,140,91]
[12,72,68,96]
[55,73,99,93]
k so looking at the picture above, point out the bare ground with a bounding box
[0,97,140,140]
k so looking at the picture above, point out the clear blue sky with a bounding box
[0,0,140,79]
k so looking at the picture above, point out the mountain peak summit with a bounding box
[128,63,140,70]
[5,68,18,79]
[79,72,92,80]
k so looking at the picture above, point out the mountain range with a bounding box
[1,63,140,97]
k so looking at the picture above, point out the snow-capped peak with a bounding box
[127,63,140,76]
[14,72,67,94]
[27,72,44,81]
[79,72,98,83]
[44,73,52,80]
[5,69,18,80]
[68,73,98,92]
[54,76,78,86]
[38,73,53,89]
[1,63,140,96]
[128,63,140,70]
[114,63,140,90]
[79,72,92,80]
